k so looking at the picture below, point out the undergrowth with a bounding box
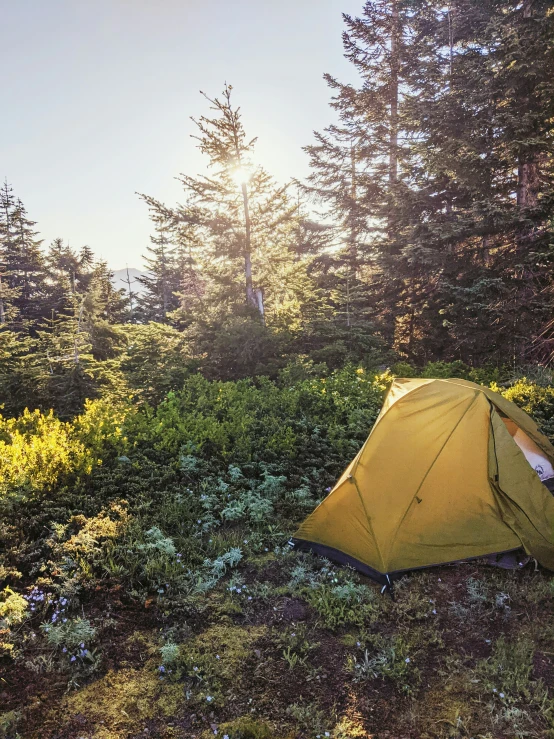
[1,362,554,738]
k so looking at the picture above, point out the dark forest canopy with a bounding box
[1,0,553,418]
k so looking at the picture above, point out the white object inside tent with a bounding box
[502,417,554,482]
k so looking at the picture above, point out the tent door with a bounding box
[501,415,554,484]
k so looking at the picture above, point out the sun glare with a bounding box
[229,166,251,186]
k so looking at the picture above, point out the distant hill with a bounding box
[111,268,147,295]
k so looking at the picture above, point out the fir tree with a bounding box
[9,198,46,325]
[0,181,22,325]
[135,215,180,323]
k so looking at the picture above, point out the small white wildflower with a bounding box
[356,641,361,647]
[206,695,213,702]
[432,609,437,615]
[193,666,198,671]
[493,688,497,693]
[499,692,505,699]
[405,657,410,663]
[216,655,220,660]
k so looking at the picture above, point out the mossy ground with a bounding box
[3,554,554,739]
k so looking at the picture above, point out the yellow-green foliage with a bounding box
[0,587,27,628]
[0,586,28,656]
[57,626,267,736]
[331,716,371,738]
[201,717,274,739]
[0,409,86,497]
[56,503,130,560]
[72,398,129,461]
[190,624,266,680]
[62,663,183,737]
[177,624,266,703]
[0,400,129,500]
[497,379,554,440]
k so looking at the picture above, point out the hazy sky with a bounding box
[2,0,362,269]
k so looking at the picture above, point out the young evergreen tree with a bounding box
[139,85,326,376]
[185,84,261,312]
[9,198,47,326]
[135,214,181,323]
[80,261,128,360]
[0,181,22,326]
[35,293,99,417]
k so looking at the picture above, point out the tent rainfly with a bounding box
[293,378,554,584]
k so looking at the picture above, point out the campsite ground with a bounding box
[3,549,554,739]
[2,367,554,738]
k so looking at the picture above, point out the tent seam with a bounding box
[350,473,387,574]
[351,380,439,481]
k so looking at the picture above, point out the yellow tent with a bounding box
[293,378,554,584]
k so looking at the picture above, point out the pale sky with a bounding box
[2,0,362,269]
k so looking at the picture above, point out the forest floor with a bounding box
[3,548,554,739]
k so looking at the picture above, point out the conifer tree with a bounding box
[392,0,554,361]
[135,215,180,323]
[185,84,260,312]
[139,84,321,376]
[310,0,554,363]
[303,0,413,348]
[0,181,22,326]
[9,198,46,325]
[35,293,97,417]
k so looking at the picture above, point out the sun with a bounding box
[229,166,251,187]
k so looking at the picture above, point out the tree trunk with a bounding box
[517,0,539,210]
[389,0,399,186]
[125,266,135,323]
[347,141,357,328]
[387,0,400,246]
[0,276,4,325]
[241,181,257,310]
[517,158,541,209]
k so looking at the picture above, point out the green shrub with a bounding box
[41,617,96,651]
[478,636,535,703]
[499,379,554,441]
[0,587,28,657]
[346,634,421,695]
[306,579,379,630]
